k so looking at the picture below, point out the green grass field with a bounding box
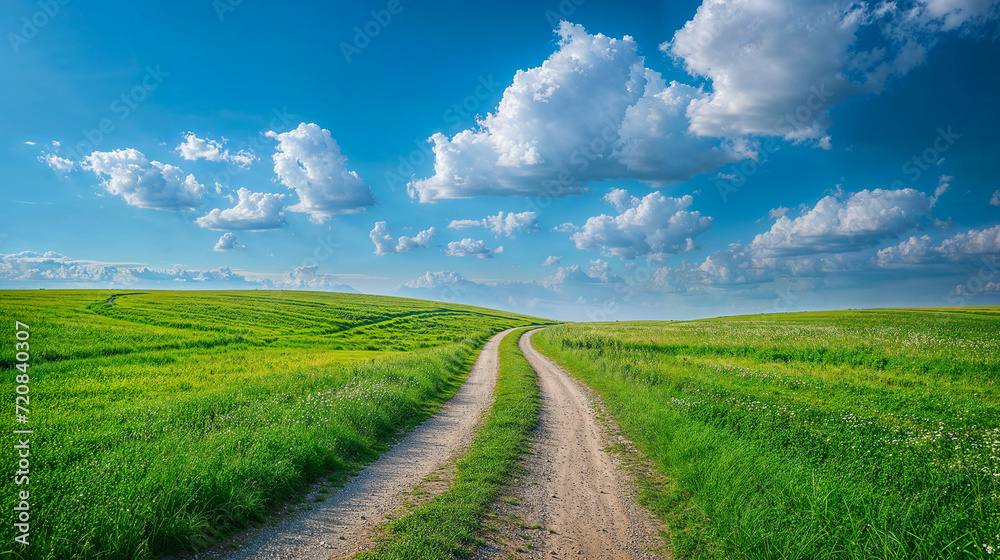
[0,290,544,560]
[5,292,997,559]
[533,308,1000,560]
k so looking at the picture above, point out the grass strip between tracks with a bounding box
[358,327,542,559]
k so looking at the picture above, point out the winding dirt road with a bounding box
[211,327,666,559]
[479,329,669,559]
[218,328,516,560]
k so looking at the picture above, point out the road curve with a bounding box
[498,328,668,559]
[218,328,517,560]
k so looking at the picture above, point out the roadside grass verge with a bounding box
[532,309,1000,560]
[358,327,542,560]
[4,341,482,560]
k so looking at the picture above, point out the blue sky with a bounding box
[2,0,999,320]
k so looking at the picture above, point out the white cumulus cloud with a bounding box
[369,221,436,256]
[38,153,75,173]
[402,270,470,290]
[749,188,934,257]
[448,211,539,237]
[176,133,256,167]
[0,251,361,292]
[542,255,562,266]
[445,238,503,259]
[874,235,935,266]
[571,188,711,263]
[407,22,748,202]
[937,224,1000,256]
[0,251,241,285]
[281,264,358,291]
[667,0,1000,143]
[874,225,1000,266]
[213,232,246,252]
[82,148,205,210]
[195,187,286,230]
[266,122,374,222]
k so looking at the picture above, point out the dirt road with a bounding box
[218,328,516,560]
[479,329,668,559]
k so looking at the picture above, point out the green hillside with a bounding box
[0,290,546,559]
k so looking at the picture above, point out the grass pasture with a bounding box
[533,307,1000,559]
[0,290,543,559]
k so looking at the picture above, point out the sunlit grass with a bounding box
[534,307,1000,560]
[0,290,545,559]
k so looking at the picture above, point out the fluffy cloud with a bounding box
[688,244,774,286]
[614,80,754,179]
[1,251,122,284]
[669,0,870,142]
[663,186,944,287]
[266,123,374,222]
[282,265,358,291]
[652,181,995,292]
[176,133,256,167]
[38,153,75,172]
[448,211,539,237]
[401,271,463,290]
[667,241,850,292]
[874,235,934,266]
[542,262,629,307]
[542,262,623,291]
[991,189,1000,206]
[937,224,1000,256]
[445,238,503,258]
[82,148,205,210]
[369,221,437,256]
[213,232,245,252]
[0,251,244,285]
[369,222,395,256]
[195,187,286,230]
[585,259,621,283]
[749,188,934,257]
[571,188,711,263]
[396,229,437,253]
[0,251,360,292]
[667,0,999,142]
[407,22,747,201]
[542,255,562,266]
[652,266,687,293]
[875,225,1000,266]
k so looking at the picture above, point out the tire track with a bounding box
[481,329,668,559]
